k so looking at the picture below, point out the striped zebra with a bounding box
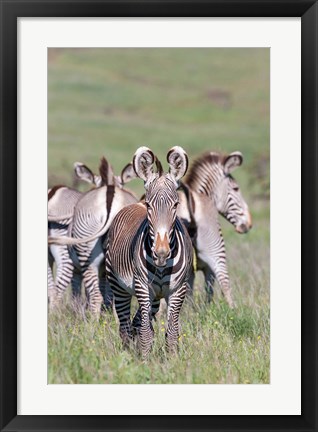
[178,151,252,307]
[105,146,193,358]
[48,161,104,306]
[118,151,252,308]
[48,157,131,307]
[48,166,138,315]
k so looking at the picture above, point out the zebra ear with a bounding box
[133,147,155,181]
[113,175,123,189]
[74,162,96,185]
[121,162,137,185]
[167,146,189,181]
[223,152,243,174]
[93,175,102,187]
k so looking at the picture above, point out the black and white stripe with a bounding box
[48,185,85,307]
[106,147,193,358]
[116,151,252,308]
[179,151,252,307]
[48,158,135,310]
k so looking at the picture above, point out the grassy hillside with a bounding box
[48,48,270,384]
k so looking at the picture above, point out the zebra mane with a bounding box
[154,156,164,177]
[184,152,226,196]
[99,156,114,185]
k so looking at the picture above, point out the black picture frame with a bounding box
[0,1,317,431]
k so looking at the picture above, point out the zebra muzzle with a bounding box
[236,219,252,233]
[153,232,171,267]
[235,209,252,234]
[236,223,249,234]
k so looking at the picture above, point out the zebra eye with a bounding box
[233,186,239,192]
[173,202,179,209]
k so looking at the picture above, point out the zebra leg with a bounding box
[99,265,113,311]
[48,253,55,306]
[203,267,216,303]
[113,286,133,348]
[184,267,195,306]
[71,267,82,299]
[212,259,234,308]
[132,299,160,336]
[206,255,235,309]
[131,308,141,336]
[77,240,104,316]
[50,244,74,307]
[82,265,104,316]
[165,283,187,353]
[194,216,234,307]
[198,247,234,308]
[135,282,154,359]
[68,245,82,299]
[151,299,161,321]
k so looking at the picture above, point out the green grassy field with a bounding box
[48,48,270,384]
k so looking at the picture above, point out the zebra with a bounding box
[105,146,193,358]
[178,151,252,307]
[118,151,252,308]
[49,162,102,306]
[48,166,138,315]
[48,157,132,308]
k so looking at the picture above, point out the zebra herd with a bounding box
[48,147,252,358]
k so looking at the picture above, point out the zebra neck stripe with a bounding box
[106,185,115,218]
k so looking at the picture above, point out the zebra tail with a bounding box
[48,217,110,246]
[48,214,73,222]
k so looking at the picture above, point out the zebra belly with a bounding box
[150,283,174,300]
[147,270,182,299]
[196,248,218,273]
[112,267,181,299]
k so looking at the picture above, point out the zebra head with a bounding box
[120,162,137,186]
[133,146,188,267]
[185,150,252,234]
[215,152,252,234]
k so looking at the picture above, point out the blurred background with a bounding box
[48,48,269,242]
[48,49,269,193]
[48,49,270,383]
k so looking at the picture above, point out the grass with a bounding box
[48,240,269,384]
[48,229,270,384]
[48,48,270,384]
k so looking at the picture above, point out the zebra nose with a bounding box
[153,232,170,267]
[236,223,251,234]
[153,252,169,267]
[152,248,171,267]
[153,246,171,267]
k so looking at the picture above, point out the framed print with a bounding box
[0,1,317,431]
